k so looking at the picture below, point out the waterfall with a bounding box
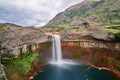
[47,33,76,65]
[51,34,76,65]
[52,34,62,62]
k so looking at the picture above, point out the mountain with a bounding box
[45,0,120,28]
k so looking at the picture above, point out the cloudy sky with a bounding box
[0,0,83,27]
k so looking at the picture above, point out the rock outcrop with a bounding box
[60,27,120,50]
[0,64,7,80]
[60,27,115,41]
[0,23,48,60]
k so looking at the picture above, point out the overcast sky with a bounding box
[0,0,83,27]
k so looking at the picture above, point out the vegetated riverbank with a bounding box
[2,52,38,80]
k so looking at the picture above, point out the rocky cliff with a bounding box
[60,27,115,40]
[0,23,49,80]
[0,23,48,60]
[60,27,120,50]
[61,41,120,77]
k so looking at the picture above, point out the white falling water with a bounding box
[50,34,78,65]
[52,34,62,62]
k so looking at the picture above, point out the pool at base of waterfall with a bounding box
[34,61,120,80]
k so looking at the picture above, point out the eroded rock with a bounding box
[0,23,48,60]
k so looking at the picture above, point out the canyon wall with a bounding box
[61,40,120,77]
[62,40,120,51]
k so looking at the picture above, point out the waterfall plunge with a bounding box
[52,34,62,63]
[50,34,76,65]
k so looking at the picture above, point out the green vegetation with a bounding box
[111,14,120,20]
[107,57,120,71]
[107,0,118,5]
[113,53,120,60]
[82,22,90,28]
[103,7,110,12]
[72,53,83,58]
[105,13,120,24]
[108,25,120,30]
[90,56,106,63]
[91,1,100,8]
[43,23,56,28]
[72,48,83,58]
[72,27,80,29]
[27,45,32,53]
[46,0,120,28]
[2,52,38,80]
[45,42,52,48]
[114,32,120,39]
[0,75,8,80]
[0,26,5,31]
[65,7,87,19]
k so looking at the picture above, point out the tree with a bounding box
[82,22,90,28]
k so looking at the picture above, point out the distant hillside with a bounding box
[45,0,120,28]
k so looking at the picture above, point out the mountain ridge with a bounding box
[45,0,120,28]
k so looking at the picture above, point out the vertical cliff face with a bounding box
[62,40,120,51]
[0,23,48,60]
[61,41,120,59]
[37,42,52,62]
[61,41,120,76]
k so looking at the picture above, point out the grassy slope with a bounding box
[0,26,5,31]
[105,25,120,39]
[44,0,120,30]
[2,52,38,80]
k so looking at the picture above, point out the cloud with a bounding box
[0,0,83,27]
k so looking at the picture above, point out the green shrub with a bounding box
[107,57,120,71]
[91,1,100,8]
[114,32,120,39]
[2,52,38,79]
[44,42,52,48]
[72,53,83,58]
[65,7,87,19]
[112,53,120,60]
[107,0,118,5]
[0,26,5,31]
[108,25,120,30]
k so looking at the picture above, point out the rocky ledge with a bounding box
[60,27,115,40]
[0,23,48,60]
[60,27,120,50]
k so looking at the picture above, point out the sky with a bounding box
[0,0,83,27]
